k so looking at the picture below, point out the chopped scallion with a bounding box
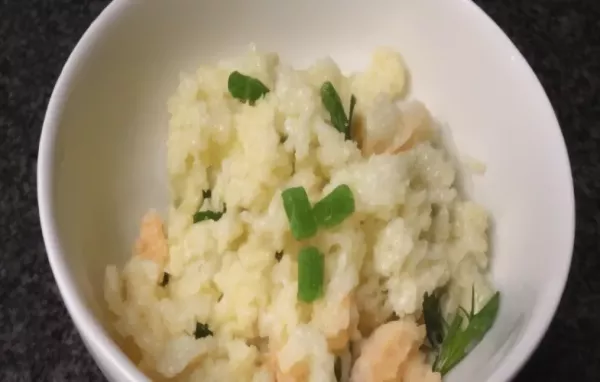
[321,81,348,135]
[312,184,355,228]
[320,81,356,140]
[297,246,325,303]
[281,187,318,240]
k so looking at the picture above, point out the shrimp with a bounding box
[385,100,433,154]
[357,309,390,339]
[276,362,309,382]
[134,210,169,268]
[402,352,441,382]
[359,98,434,157]
[326,296,360,353]
[349,320,440,382]
[267,348,308,382]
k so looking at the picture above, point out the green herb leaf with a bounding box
[423,291,445,348]
[281,187,318,240]
[228,71,270,105]
[346,95,357,141]
[320,81,348,135]
[193,204,226,224]
[202,189,212,199]
[297,246,325,303]
[433,313,464,372]
[193,322,213,339]
[312,184,355,229]
[469,284,476,318]
[462,291,500,343]
[159,272,170,287]
[434,292,501,375]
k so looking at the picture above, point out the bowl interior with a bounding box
[39,0,574,381]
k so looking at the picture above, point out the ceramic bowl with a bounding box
[38,0,575,381]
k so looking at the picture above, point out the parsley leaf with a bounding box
[193,204,226,224]
[228,71,270,105]
[193,322,213,339]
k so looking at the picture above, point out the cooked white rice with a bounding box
[104,45,494,382]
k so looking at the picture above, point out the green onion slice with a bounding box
[281,187,318,240]
[297,246,325,303]
[312,184,355,229]
[320,81,356,141]
[321,81,348,135]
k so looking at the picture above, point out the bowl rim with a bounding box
[459,2,575,381]
[37,1,151,381]
[37,0,575,381]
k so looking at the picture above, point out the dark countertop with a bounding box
[1,0,598,380]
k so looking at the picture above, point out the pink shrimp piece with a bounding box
[350,320,440,382]
[134,210,169,267]
[327,295,360,353]
[267,350,308,382]
[359,100,434,156]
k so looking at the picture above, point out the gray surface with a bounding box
[1,0,599,380]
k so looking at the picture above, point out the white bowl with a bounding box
[37,0,575,381]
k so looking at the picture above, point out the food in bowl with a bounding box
[103,46,499,381]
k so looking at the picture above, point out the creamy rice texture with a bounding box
[104,46,494,382]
